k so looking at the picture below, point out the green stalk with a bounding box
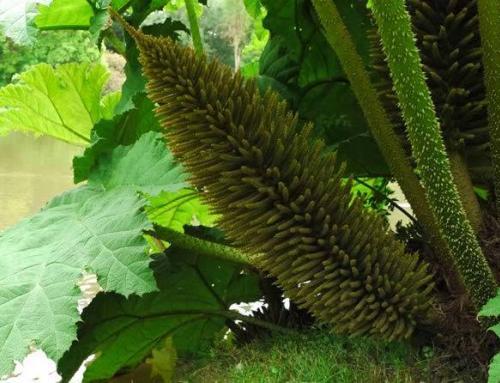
[148,229,289,332]
[138,309,295,334]
[150,225,253,266]
[184,0,203,54]
[310,0,452,266]
[371,0,496,309]
[477,0,500,213]
[448,151,482,231]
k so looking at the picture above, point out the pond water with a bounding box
[0,133,82,230]
[0,132,413,232]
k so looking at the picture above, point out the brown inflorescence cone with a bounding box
[111,10,435,340]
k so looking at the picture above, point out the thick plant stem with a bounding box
[184,0,203,54]
[371,0,496,309]
[310,0,452,266]
[150,225,253,266]
[477,0,500,213]
[448,151,483,231]
[215,310,296,334]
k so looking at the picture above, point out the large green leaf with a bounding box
[0,0,51,44]
[73,93,161,183]
[479,288,500,318]
[259,0,388,176]
[111,0,131,10]
[100,91,122,120]
[146,337,177,382]
[115,36,146,114]
[88,132,185,195]
[0,63,113,145]
[35,0,95,30]
[58,237,261,382]
[244,0,263,18]
[0,0,111,44]
[0,132,186,376]
[479,289,500,341]
[489,354,500,383]
[146,189,216,232]
[113,1,188,113]
[35,0,117,40]
[479,289,500,383]
[298,82,388,175]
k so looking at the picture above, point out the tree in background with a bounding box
[0,30,100,87]
[211,0,250,70]
[166,0,264,70]
[240,1,268,76]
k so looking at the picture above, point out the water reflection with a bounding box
[0,133,82,230]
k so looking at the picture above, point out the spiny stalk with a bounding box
[371,0,496,310]
[408,0,489,156]
[310,0,455,274]
[370,0,486,231]
[184,0,203,54]
[477,0,500,213]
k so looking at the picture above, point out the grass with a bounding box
[175,330,431,383]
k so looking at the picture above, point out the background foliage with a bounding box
[257,0,388,176]
[0,30,100,87]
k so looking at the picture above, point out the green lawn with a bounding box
[176,330,431,383]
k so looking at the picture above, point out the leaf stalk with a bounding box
[184,0,204,54]
[149,225,253,266]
